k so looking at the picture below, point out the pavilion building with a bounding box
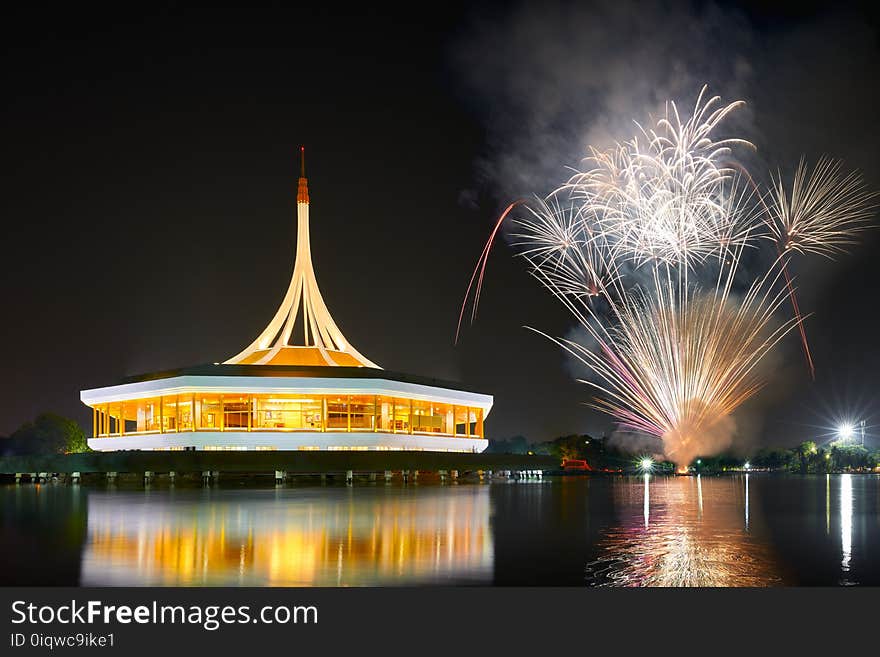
[81,150,492,453]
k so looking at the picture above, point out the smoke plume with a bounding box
[452,0,756,202]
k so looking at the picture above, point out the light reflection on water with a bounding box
[80,486,492,586]
[586,475,782,587]
[745,473,750,531]
[840,474,853,580]
[2,474,878,586]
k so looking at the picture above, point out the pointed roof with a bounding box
[224,149,379,368]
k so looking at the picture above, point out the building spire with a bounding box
[297,145,309,204]
[223,151,379,369]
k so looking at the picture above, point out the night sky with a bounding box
[3,1,880,448]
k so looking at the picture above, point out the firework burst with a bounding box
[533,255,800,467]
[459,87,875,466]
[561,87,756,268]
[766,156,877,258]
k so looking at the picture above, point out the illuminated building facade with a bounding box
[81,150,492,452]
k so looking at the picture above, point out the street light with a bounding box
[639,457,654,473]
[744,461,751,471]
[838,423,855,443]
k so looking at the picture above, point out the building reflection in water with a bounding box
[81,487,492,586]
[586,475,781,587]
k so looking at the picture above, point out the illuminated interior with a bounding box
[90,394,484,440]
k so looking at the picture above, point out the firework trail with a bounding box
[458,86,875,466]
[455,199,524,345]
[759,157,876,377]
[731,165,817,378]
[530,250,800,467]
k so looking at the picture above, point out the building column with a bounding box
[380,400,389,433]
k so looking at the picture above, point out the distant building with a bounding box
[81,150,492,452]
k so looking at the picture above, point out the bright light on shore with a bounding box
[838,423,855,441]
[639,458,654,472]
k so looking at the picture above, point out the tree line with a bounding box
[487,434,880,473]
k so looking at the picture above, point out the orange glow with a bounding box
[82,491,492,585]
[89,393,485,439]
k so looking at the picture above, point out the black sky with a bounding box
[2,1,880,447]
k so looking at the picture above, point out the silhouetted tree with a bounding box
[752,447,797,471]
[6,413,88,455]
[486,435,530,454]
[796,441,817,473]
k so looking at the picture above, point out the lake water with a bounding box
[2,474,879,586]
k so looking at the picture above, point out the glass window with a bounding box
[160,396,178,432]
[255,396,323,430]
[177,397,194,431]
[136,398,162,433]
[349,395,376,431]
[454,405,470,436]
[474,407,484,438]
[412,400,445,433]
[377,397,393,432]
[107,402,122,435]
[326,396,349,430]
[393,397,411,433]
[223,396,249,430]
[199,397,222,430]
